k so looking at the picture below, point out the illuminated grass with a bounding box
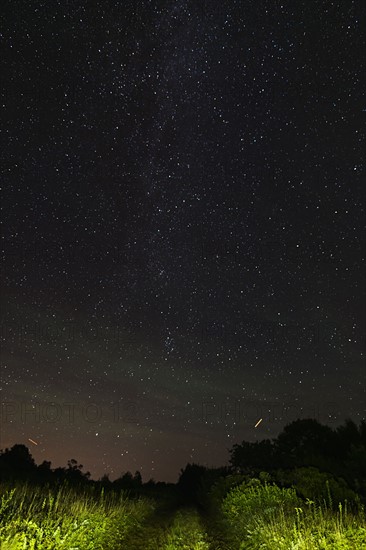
[0,482,154,549]
[118,506,210,549]
[220,479,366,549]
[164,508,210,549]
[1,479,365,548]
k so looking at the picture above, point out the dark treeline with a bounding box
[177,418,366,508]
[0,443,176,497]
[230,418,366,488]
[1,418,365,506]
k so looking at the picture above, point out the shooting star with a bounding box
[254,418,263,428]
[28,438,38,446]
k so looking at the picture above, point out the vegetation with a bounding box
[229,418,366,499]
[1,418,365,548]
[0,482,154,549]
[219,477,366,549]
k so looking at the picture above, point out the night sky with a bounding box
[1,1,365,482]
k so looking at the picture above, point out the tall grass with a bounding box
[0,481,154,549]
[221,479,366,549]
[164,508,210,550]
[1,478,366,548]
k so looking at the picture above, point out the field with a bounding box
[0,477,365,549]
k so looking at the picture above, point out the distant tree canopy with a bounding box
[1,418,365,501]
[113,470,143,490]
[0,445,92,485]
[0,444,35,479]
[229,418,366,496]
[177,463,230,505]
[229,439,277,472]
[0,444,147,493]
[275,418,338,466]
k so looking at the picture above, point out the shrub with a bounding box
[219,477,366,549]
[221,479,301,541]
[275,467,360,508]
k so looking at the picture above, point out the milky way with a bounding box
[1,0,365,481]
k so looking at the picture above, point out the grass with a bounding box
[116,505,211,549]
[164,508,210,549]
[1,478,366,548]
[220,479,366,549]
[0,481,154,549]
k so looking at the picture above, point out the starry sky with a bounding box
[1,1,365,482]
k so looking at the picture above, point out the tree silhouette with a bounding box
[229,439,277,473]
[0,444,36,480]
[275,418,337,468]
[229,418,366,499]
[1,418,365,504]
[335,419,361,458]
[133,470,142,486]
[113,470,142,491]
[177,463,209,503]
